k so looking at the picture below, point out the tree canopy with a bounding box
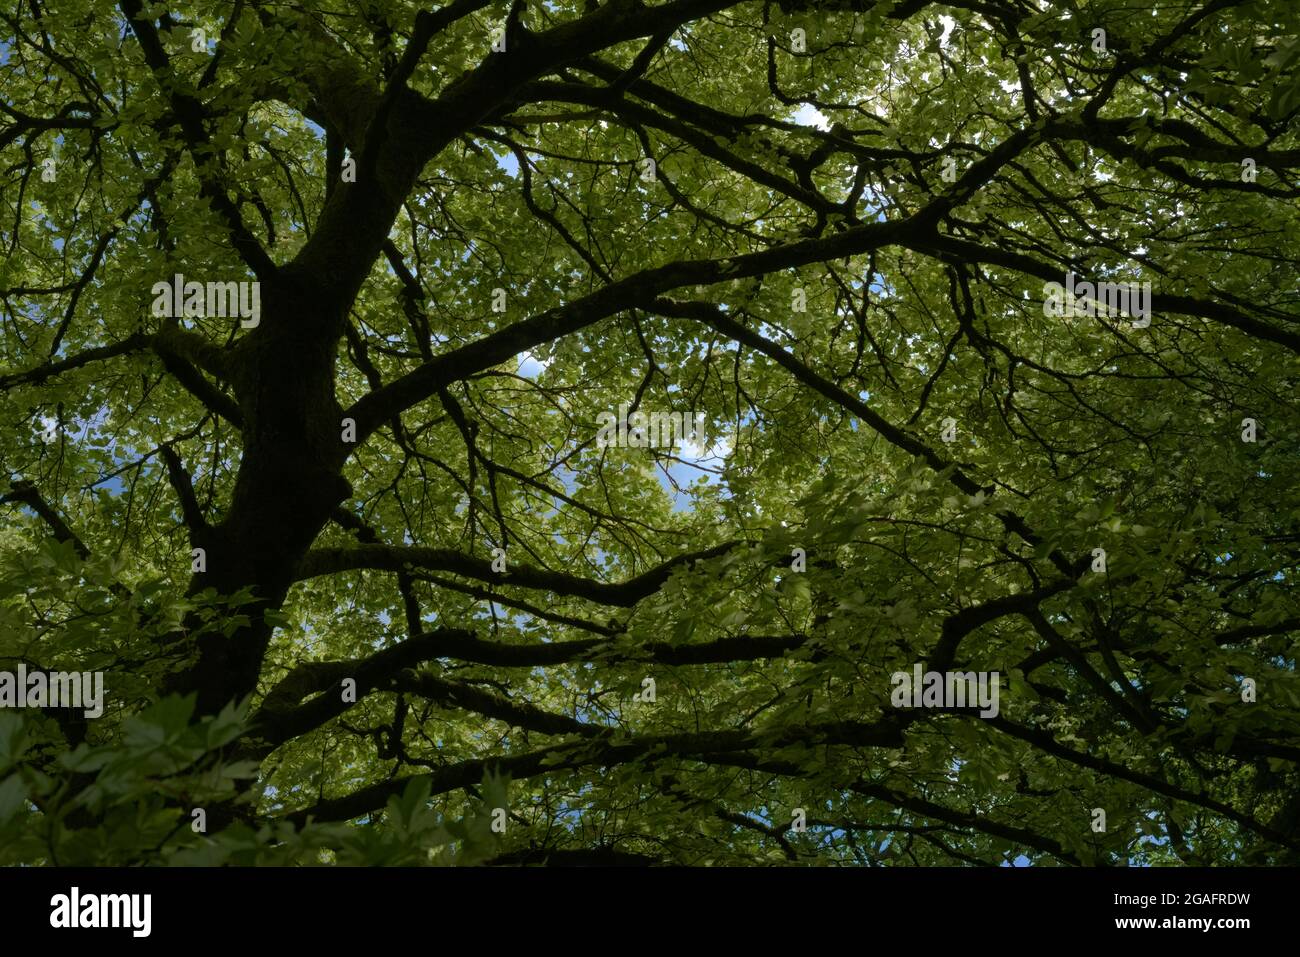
[1,0,1298,866]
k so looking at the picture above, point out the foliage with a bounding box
[1,0,1298,865]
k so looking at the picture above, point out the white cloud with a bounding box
[792,104,831,131]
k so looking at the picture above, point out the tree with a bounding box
[0,0,1297,866]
